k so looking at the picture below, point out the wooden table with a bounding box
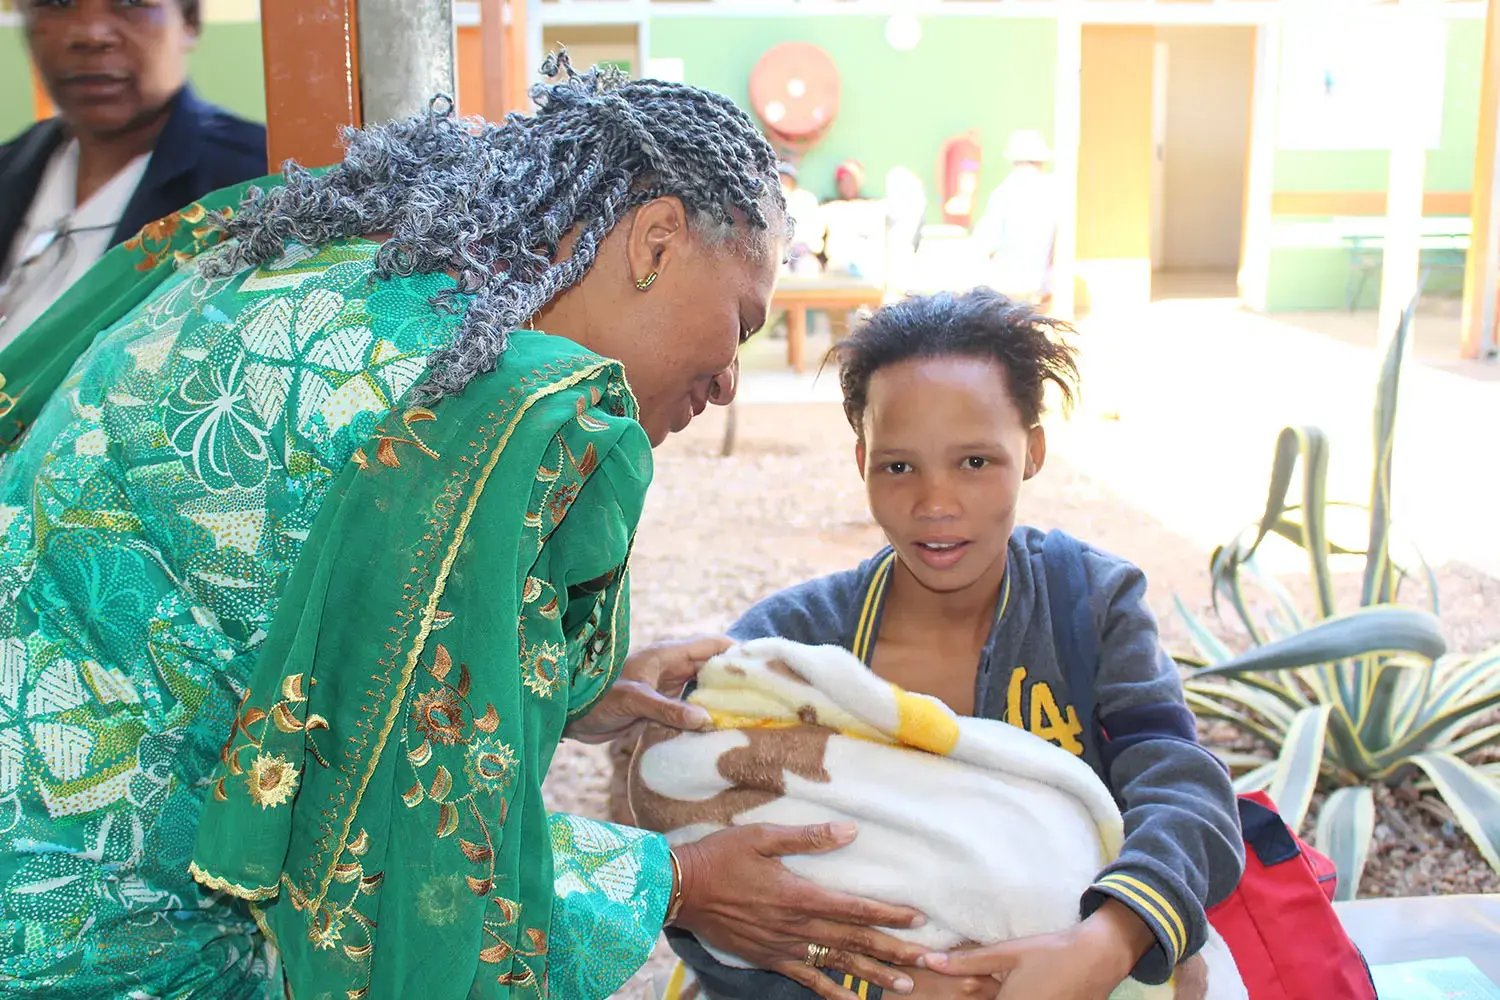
[772,276,887,373]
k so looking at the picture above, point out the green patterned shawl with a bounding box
[0,179,673,1000]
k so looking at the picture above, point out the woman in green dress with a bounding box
[0,61,926,1000]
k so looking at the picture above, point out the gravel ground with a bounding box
[537,402,1500,1000]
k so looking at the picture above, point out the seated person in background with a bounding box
[0,0,267,344]
[833,157,867,203]
[635,288,1245,1000]
[821,159,887,283]
[821,159,888,340]
[972,131,1058,306]
[779,160,826,277]
[882,165,926,293]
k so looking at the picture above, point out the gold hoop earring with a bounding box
[635,272,658,292]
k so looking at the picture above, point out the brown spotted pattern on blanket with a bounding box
[629,722,834,832]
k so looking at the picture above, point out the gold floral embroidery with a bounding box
[211,674,330,804]
[522,641,566,699]
[480,896,549,997]
[351,407,441,471]
[310,907,346,949]
[546,481,580,525]
[396,638,504,903]
[123,200,224,271]
[562,438,599,479]
[465,738,517,791]
[247,752,300,808]
[190,359,629,1000]
[412,687,466,745]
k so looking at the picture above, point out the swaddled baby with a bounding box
[629,638,1246,1000]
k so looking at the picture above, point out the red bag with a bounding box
[1207,792,1377,1000]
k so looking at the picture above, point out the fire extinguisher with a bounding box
[939,132,983,228]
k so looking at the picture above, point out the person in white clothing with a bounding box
[972,130,1060,306]
[0,0,266,347]
[777,161,825,277]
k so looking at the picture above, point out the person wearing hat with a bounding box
[973,130,1059,306]
[833,158,866,201]
[822,158,885,284]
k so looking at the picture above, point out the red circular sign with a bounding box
[749,42,841,141]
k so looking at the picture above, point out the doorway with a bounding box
[1151,26,1256,287]
[1074,23,1256,312]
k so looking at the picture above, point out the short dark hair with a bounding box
[831,287,1079,433]
[178,0,200,29]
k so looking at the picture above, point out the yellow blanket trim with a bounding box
[890,685,961,756]
[701,708,905,749]
[702,710,800,731]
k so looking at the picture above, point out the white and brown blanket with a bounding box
[628,637,1247,1000]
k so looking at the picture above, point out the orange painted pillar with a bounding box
[31,63,56,121]
[479,0,530,120]
[508,0,529,116]
[260,0,362,171]
[1462,0,1500,359]
[456,27,485,119]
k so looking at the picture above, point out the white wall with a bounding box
[1159,25,1255,272]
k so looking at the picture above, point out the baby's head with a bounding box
[831,288,1079,595]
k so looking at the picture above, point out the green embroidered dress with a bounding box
[0,185,672,999]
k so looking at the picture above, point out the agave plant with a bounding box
[1174,299,1500,898]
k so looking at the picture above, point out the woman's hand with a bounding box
[918,899,1154,1000]
[674,822,930,1000]
[563,636,730,744]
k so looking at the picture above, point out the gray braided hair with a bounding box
[201,53,789,401]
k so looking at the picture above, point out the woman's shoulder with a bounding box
[447,331,636,429]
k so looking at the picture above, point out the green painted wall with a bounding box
[1265,245,1464,311]
[1429,17,1484,192]
[649,16,1057,215]
[191,22,267,123]
[1272,19,1482,195]
[1264,20,1482,311]
[0,21,265,143]
[0,27,34,142]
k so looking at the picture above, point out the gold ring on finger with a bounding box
[804,943,831,968]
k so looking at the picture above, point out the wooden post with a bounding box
[786,306,807,374]
[480,0,531,119]
[260,0,361,170]
[480,0,507,119]
[1462,0,1500,359]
